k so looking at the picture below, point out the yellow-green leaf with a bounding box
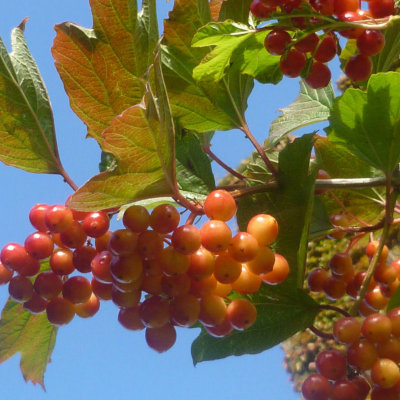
[0,299,57,389]
[0,20,60,173]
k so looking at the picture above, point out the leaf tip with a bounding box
[18,17,30,31]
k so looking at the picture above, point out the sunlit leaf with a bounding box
[162,0,254,132]
[0,20,60,173]
[69,50,175,211]
[52,0,158,143]
[268,80,335,147]
[329,72,400,174]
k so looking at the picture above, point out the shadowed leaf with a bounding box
[192,283,318,363]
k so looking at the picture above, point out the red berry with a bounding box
[204,189,237,221]
[305,62,331,89]
[280,49,306,78]
[265,30,292,56]
[345,54,372,82]
[357,30,385,56]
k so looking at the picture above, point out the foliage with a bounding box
[1,0,400,394]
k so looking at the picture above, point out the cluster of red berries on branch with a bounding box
[308,242,399,316]
[250,0,396,88]
[302,309,400,399]
[0,189,289,353]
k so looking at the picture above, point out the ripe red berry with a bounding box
[44,205,74,233]
[46,297,75,326]
[29,204,51,232]
[295,33,319,53]
[345,54,372,82]
[204,189,237,221]
[250,0,276,18]
[24,231,54,259]
[145,323,177,353]
[305,62,331,89]
[313,35,337,63]
[264,30,292,56]
[82,211,110,238]
[149,204,180,234]
[280,49,306,78]
[316,350,347,380]
[369,0,395,17]
[302,374,332,400]
[357,30,385,56]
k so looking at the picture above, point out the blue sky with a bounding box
[0,1,341,399]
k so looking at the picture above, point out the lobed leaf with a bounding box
[0,20,60,173]
[329,72,400,174]
[69,49,176,211]
[52,0,158,143]
[268,80,335,148]
[162,0,254,132]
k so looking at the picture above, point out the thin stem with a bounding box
[173,192,204,216]
[59,166,78,191]
[328,191,369,227]
[202,144,246,180]
[241,123,279,179]
[308,325,335,340]
[350,175,395,316]
[318,304,351,317]
[229,176,393,199]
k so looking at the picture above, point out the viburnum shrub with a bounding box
[1,0,400,398]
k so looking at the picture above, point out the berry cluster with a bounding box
[250,0,395,88]
[308,242,399,316]
[0,189,289,353]
[303,309,400,399]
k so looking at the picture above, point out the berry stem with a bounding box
[240,123,279,179]
[202,143,246,180]
[350,175,396,316]
[318,304,351,317]
[172,191,204,216]
[308,325,335,340]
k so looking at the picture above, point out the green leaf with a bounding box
[314,136,384,224]
[192,22,281,85]
[69,49,175,211]
[237,134,317,287]
[191,283,319,363]
[192,21,253,83]
[162,0,254,132]
[176,132,215,195]
[52,0,158,143]
[236,32,282,84]
[0,299,57,389]
[310,196,333,239]
[388,286,400,311]
[329,72,400,174]
[0,20,60,173]
[218,0,253,23]
[268,80,335,148]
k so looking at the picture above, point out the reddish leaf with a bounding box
[52,0,158,143]
[69,50,176,211]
